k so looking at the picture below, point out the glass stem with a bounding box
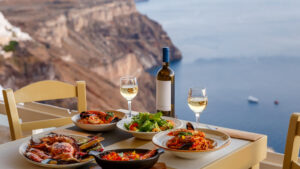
[128,100,132,117]
[195,113,200,127]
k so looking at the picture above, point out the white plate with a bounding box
[117,116,184,140]
[19,134,102,168]
[72,110,126,132]
[152,128,231,159]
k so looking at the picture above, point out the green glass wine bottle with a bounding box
[156,47,175,117]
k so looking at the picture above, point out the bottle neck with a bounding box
[163,62,169,68]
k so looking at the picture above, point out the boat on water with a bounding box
[248,96,259,103]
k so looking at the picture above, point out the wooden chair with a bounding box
[2,80,87,140]
[282,113,300,169]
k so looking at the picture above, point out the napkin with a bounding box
[216,127,263,141]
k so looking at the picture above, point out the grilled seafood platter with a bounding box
[19,134,104,168]
[72,110,126,131]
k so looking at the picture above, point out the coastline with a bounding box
[136,0,300,153]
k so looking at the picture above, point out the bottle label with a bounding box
[156,80,171,111]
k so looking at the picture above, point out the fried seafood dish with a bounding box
[166,129,215,151]
[78,111,120,124]
[24,134,103,164]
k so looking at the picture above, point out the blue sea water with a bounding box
[136,0,300,153]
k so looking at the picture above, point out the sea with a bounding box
[136,0,300,153]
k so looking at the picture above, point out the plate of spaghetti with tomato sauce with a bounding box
[152,128,231,159]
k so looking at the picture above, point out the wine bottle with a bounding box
[156,47,175,117]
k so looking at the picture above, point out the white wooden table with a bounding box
[0,110,267,169]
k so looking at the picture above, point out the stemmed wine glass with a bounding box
[120,76,138,117]
[187,87,207,127]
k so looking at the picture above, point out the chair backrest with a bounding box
[283,113,300,169]
[2,80,87,140]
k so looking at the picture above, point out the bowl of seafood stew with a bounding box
[19,134,104,168]
[90,148,164,169]
[72,110,125,131]
[152,128,231,159]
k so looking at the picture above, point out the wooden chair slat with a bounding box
[2,89,22,140]
[14,80,76,103]
[296,123,300,136]
[21,117,72,131]
[76,81,87,113]
[283,113,300,169]
[23,102,72,117]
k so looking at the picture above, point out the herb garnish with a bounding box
[118,152,124,157]
[178,132,193,137]
[105,112,114,120]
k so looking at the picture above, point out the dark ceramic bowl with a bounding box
[90,148,164,169]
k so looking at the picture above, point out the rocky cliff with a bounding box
[0,0,181,112]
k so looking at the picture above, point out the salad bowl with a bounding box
[152,128,231,159]
[117,112,183,140]
[72,110,126,132]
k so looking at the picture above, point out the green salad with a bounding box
[124,112,175,132]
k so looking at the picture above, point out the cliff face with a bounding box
[0,0,181,112]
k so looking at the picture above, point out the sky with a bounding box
[137,0,300,62]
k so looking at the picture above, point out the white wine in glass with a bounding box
[188,88,207,127]
[188,97,208,113]
[120,76,138,117]
[120,85,138,100]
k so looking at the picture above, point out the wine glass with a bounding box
[187,87,207,127]
[120,76,138,117]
